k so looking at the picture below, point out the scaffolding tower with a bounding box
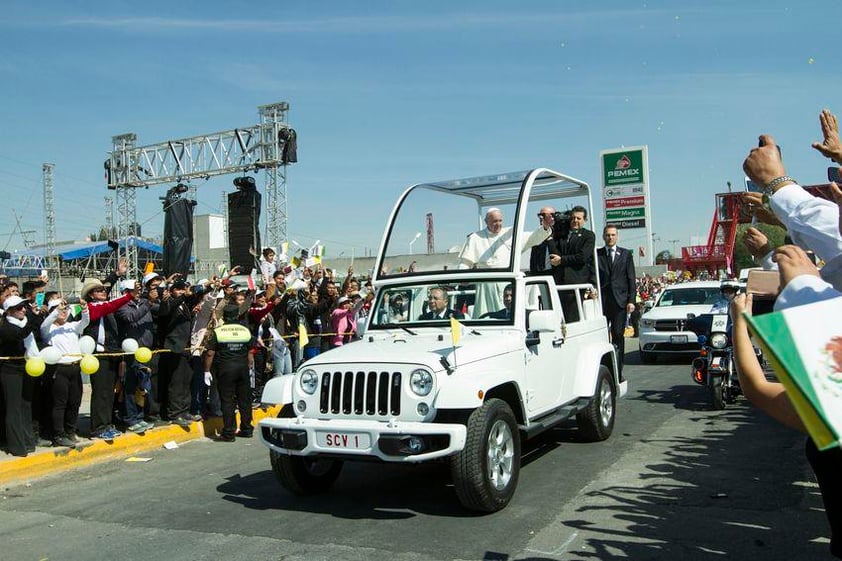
[104,196,115,239]
[107,102,292,277]
[43,163,57,275]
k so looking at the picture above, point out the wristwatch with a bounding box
[761,175,795,209]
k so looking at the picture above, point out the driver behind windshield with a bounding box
[480,284,514,320]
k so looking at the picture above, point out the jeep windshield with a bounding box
[375,169,591,280]
[368,280,515,327]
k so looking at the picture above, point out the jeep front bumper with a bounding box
[258,416,467,462]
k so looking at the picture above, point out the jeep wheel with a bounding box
[639,348,656,364]
[270,451,343,495]
[576,366,616,441]
[450,398,521,513]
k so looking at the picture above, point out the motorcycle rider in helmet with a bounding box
[710,279,741,314]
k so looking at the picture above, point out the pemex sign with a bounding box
[600,145,652,263]
[603,149,645,186]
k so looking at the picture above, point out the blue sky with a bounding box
[1,1,840,261]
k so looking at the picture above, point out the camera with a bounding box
[551,210,572,242]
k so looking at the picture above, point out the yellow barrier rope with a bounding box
[0,330,360,361]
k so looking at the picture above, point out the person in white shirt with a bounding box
[458,208,552,314]
[259,247,277,285]
[40,299,89,447]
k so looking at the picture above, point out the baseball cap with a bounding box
[3,295,25,311]
[142,272,161,286]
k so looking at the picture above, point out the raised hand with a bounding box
[811,108,842,164]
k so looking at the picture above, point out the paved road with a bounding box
[0,346,835,561]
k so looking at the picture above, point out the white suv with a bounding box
[258,168,626,512]
[637,280,721,363]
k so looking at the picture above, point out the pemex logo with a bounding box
[615,154,632,170]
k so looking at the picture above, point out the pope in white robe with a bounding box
[457,208,552,315]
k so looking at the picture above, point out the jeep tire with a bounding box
[450,398,521,513]
[576,366,616,441]
[270,451,343,495]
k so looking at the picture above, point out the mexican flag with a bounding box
[746,297,842,451]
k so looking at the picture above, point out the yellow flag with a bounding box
[298,322,309,348]
[450,316,462,346]
[144,262,155,274]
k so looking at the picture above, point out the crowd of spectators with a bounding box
[0,255,373,456]
[728,108,842,558]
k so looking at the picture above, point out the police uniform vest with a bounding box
[212,323,252,363]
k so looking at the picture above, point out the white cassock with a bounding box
[457,226,552,315]
[458,227,514,270]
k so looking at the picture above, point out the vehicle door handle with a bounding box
[552,337,565,347]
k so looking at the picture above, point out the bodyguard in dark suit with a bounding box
[418,287,465,320]
[556,206,596,286]
[554,206,596,322]
[597,224,636,380]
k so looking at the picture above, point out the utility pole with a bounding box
[13,211,36,249]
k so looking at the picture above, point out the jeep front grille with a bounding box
[319,370,402,416]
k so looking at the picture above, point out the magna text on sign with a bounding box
[606,207,645,220]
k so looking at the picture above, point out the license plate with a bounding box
[710,357,721,368]
[670,335,688,344]
[316,431,371,450]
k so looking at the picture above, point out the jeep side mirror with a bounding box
[525,330,540,347]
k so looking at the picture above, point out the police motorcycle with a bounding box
[690,280,741,410]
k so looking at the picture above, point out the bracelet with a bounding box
[763,175,795,193]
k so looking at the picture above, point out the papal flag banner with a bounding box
[746,297,842,451]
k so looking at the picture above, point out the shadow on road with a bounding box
[554,405,831,560]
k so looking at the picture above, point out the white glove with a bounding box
[204,371,213,386]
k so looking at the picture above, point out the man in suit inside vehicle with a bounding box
[481,284,514,320]
[555,206,596,322]
[596,224,636,380]
[418,287,465,320]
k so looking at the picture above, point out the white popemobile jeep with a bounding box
[259,168,627,512]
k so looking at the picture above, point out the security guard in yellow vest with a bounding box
[204,305,254,441]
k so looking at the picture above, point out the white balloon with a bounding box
[40,346,63,365]
[121,338,139,353]
[79,335,96,355]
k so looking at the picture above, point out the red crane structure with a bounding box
[680,183,835,278]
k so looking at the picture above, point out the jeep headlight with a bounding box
[640,318,655,328]
[299,369,318,395]
[409,369,433,396]
[710,333,728,349]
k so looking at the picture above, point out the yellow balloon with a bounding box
[25,357,46,377]
[80,354,100,375]
[135,347,152,364]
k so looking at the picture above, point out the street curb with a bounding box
[0,405,281,487]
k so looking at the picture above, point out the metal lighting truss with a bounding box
[43,163,57,273]
[108,102,291,277]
